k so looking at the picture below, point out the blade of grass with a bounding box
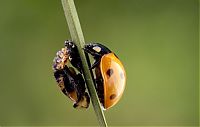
[61,0,107,126]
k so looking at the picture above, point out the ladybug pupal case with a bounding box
[84,43,126,110]
[52,40,90,109]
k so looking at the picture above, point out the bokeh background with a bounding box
[0,0,198,126]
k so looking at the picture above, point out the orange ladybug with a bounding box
[84,43,126,110]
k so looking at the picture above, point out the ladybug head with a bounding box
[84,43,111,57]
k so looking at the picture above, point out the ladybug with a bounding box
[84,43,126,110]
[53,40,90,109]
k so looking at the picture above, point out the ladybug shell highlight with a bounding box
[100,53,126,109]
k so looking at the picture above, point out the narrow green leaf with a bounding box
[61,0,107,126]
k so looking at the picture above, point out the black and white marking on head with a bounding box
[92,46,101,52]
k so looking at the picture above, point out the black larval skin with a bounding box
[54,66,83,95]
[54,66,88,105]
[54,68,75,93]
[52,41,90,108]
[65,40,83,73]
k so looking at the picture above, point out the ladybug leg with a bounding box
[84,47,101,70]
[94,67,104,105]
[90,58,101,69]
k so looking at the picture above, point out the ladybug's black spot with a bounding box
[106,69,113,77]
[110,94,116,100]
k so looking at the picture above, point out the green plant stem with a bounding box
[61,0,107,126]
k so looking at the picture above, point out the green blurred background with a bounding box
[0,0,198,126]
